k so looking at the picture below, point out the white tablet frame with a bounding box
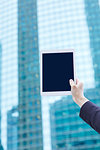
[40,49,75,96]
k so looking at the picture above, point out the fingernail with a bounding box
[69,79,72,82]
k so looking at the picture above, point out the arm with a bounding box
[80,101,100,133]
[69,79,100,134]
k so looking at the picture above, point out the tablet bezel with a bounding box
[40,49,75,96]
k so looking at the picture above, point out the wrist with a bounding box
[75,96,89,108]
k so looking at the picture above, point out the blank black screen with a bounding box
[42,52,74,92]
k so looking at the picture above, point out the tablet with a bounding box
[40,50,75,96]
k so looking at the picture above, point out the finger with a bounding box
[78,82,83,89]
[76,78,79,85]
[69,79,76,87]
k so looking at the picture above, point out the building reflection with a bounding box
[7,107,18,150]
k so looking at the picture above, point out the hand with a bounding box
[69,79,89,107]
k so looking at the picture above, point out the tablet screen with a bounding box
[41,51,74,94]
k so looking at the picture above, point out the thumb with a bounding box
[69,79,75,87]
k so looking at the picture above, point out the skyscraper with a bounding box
[0,0,18,149]
[0,141,4,150]
[0,44,4,150]
[84,0,100,88]
[18,0,43,149]
[7,107,18,150]
[0,44,1,144]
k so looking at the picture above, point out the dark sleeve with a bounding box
[79,101,100,134]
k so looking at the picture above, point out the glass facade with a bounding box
[18,0,43,150]
[0,44,1,140]
[0,0,18,149]
[84,0,100,88]
[0,0,100,150]
[0,44,4,149]
[38,0,95,89]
